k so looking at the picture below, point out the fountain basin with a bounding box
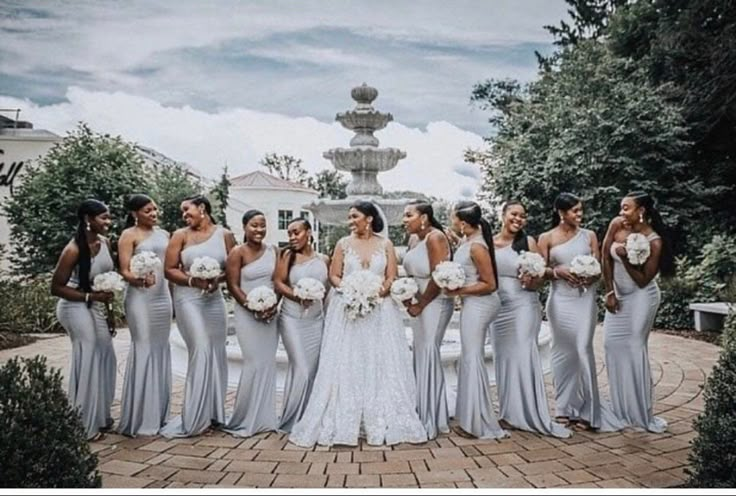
[170,312,552,412]
[306,197,411,225]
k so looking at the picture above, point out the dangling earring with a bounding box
[420,221,426,231]
[134,216,139,226]
[86,222,91,231]
[639,212,644,224]
[559,215,564,224]
[461,223,466,238]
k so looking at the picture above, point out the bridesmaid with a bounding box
[491,201,571,438]
[602,191,674,433]
[274,217,329,432]
[51,199,117,440]
[224,210,280,437]
[117,194,172,437]
[402,200,454,439]
[538,193,623,432]
[161,195,235,438]
[447,201,507,439]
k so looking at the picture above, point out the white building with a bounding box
[226,170,319,248]
[0,114,61,269]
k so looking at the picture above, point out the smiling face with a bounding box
[287,220,311,251]
[502,204,527,234]
[619,196,643,228]
[180,200,206,228]
[134,201,159,228]
[348,207,371,235]
[87,210,112,235]
[402,205,425,235]
[559,201,583,228]
[245,214,267,243]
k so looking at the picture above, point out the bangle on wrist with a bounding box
[605,290,615,298]
[84,292,90,303]
[187,276,193,287]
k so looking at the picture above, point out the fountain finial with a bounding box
[351,83,379,111]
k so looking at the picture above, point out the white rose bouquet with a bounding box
[92,271,126,337]
[189,256,221,294]
[516,251,546,278]
[293,277,326,303]
[432,261,465,291]
[625,233,651,265]
[341,270,383,320]
[130,250,161,285]
[246,286,278,312]
[390,277,419,304]
[570,255,601,293]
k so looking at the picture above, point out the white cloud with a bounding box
[0,88,484,200]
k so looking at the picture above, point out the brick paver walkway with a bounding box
[1,328,720,489]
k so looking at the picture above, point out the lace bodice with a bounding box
[340,237,388,278]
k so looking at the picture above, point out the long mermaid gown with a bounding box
[403,236,453,439]
[491,244,571,438]
[118,228,172,436]
[603,233,667,433]
[224,245,280,437]
[289,237,427,447]
[454,235,507,439]
[278,256,329,432]
[56,241,117,440]
[161,227,228,438]
[546,229,623,431]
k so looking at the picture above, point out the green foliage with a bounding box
[0,355,101,488]
[149,163,201,234]
[308,169,348,199]
[656,235,736,329]
[209,165,231,229]
[0,276,62,334]
[686,312,736,487]
[472,41,705,248]
[3,123,153,276]
[259,153,310,185]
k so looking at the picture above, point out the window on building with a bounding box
[278,209,293,230]
[300,210,311,221]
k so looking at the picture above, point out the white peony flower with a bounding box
[341,270,383,320]
[390,277,419,304]
[92,271,126,293]
[516,251,546,278]
[432,261,466,291]
[189,256,221,280]
[130,250,161,279]
[246,286,278,312]
[570,255,602,278]
[626,233,651,265]
[293,277,326,302]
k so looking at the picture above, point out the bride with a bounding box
[289,200,428,447]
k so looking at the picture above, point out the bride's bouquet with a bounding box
[390,277,419,304]
[130,250,161,280]
[92,271,126,337]
[189,256,221,294]
[293,277,326,303]
[516,251,546,278]
[625,233,650,265]
[341,270,383,320]
[432,261,465,291]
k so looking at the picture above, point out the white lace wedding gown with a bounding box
[288,238,428,447]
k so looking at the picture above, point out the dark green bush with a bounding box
[686,312,736,487]
[0,355,101,488]
[0,276,62,334]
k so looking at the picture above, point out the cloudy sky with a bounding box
[0,0,569,199]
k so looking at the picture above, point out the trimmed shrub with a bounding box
[0,355,101,488]
[0,276,62,334]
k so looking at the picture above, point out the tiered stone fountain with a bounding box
[170,84,552,413]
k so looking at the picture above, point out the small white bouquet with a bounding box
[130,250,161,279]
[432,261,465,291]
[625,233,651,265]
[341,270,383,320]
[293,277,326,303]
[516,251,546,278]
[189,256,221,280]
[390,277,419,304]
[92,271,126,293]
[91,271,125,337]
[245,286,278,313]
[570,255,602,279]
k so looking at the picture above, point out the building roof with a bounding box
[230,170,317,194]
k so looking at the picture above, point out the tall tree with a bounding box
[209,165,231,229]
[308,169,348,199]
[259,153,310,185]
[149,164,202,234]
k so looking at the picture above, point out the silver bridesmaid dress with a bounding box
[454,235,507,439]
[161,227,228,438]
[118,228,172,436]
[56,241,117,440]
[224,245,279,437]
[546,229,623,431]
[278,255,329,432]
[403,236,454,439]
[491,244,571,438]
[603,233,667,433]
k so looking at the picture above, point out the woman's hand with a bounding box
[406,302,423,317]
[91,291,114,304]
[615,245,627,259]
[128,277,147,288]
[605,292,620,313]
[553,266,582,287]
[443,287,463,298]
[144,273,156,288]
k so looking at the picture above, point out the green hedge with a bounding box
[0,276,62,334]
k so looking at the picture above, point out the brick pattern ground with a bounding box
[1,328,719,489]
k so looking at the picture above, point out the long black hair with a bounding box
[453,200,498,286]
[125,193,154,228]
[552,192,581,229]
[626,190,675,277]
[407,199,453,258]
[502,200,530,253]
[75,199,109,304]
[281,217,313,273]
[241,209,265,243]
[183,194,215,224]
[350,200,384,234]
